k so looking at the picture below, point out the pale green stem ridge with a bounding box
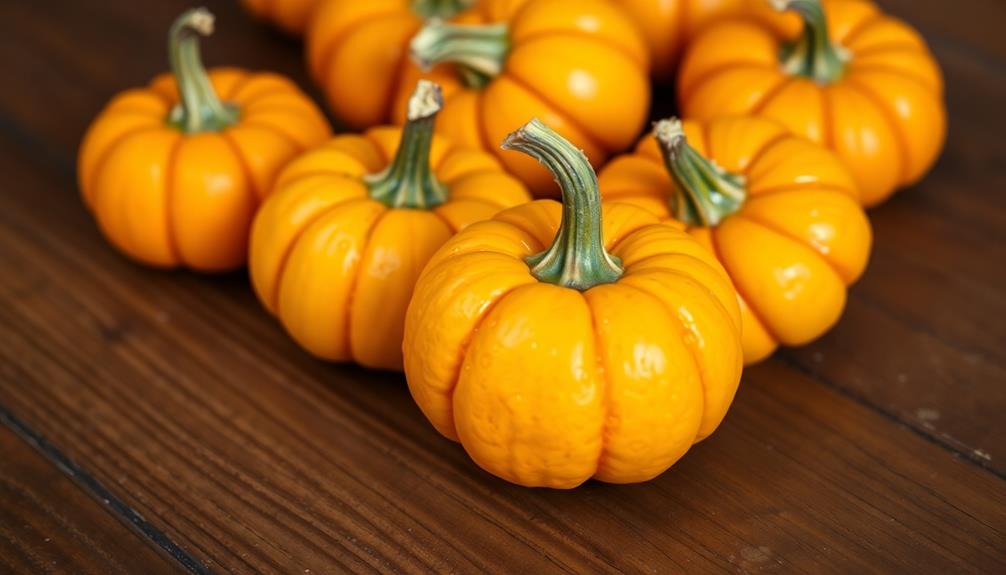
[410,19,509,88]
[774,0,848,84]
[502,119,623,291]
[365,80,448,210]
[653,119,746,227]
[167,8,238,133]
[412,0,475,19]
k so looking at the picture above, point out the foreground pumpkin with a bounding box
[679,0,946,207]
[241,0,320,35]
[404,119,742,488]
[599,116,872,364]
[250,81,529,370]
[306,0,474,130]
[390,0,651,196]
[78,8,330,271]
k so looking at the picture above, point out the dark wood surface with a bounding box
[0,0,1004,573]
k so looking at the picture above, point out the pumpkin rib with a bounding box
[220,130,264,207]
[162,135,186,266]
[751,77,797,115]
[747,181,858,200]
[622,252,740,329]
[344,205,392,363]
[219,70,255,101]
[613,278,705,432]
[238,120,307,153]
[735,210,850,285]
[842,78,911,184]
[585,292,614,479]
[732,132,794,179]
[314,9,405,100]
[265,183,362,311]
[679,62,776,105]
[447,282,526,439]
[707,226,783,346]
[500,73,610,157]
[840,16,920,51]
[820,85,835,151]
[847,61,940,94]
[84,122,163,205]
[844,40,927,59]
[832,8,885,47]
[512,29,648,71]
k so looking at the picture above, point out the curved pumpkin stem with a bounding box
[773,0,848,84]
[653,119,746,227]
[503,119,623,291]
[365,80,448,210]
[410,20,509,88]
[412,0,474,19]
[167,8,238,133]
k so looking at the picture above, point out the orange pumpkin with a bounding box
[306,0,474,130]
[599,116,872,364]
[396,0,651,196]
[241,0,321,35]
[249,81,530,370]
[679,0,946,206]
[404,119,742,487]
[78,8,330,271]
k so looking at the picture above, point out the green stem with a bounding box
[410,20,509,88]
[502,119,623,291]
[365,80,448,209]
[774,0,848,84]
[653,119,747,227]
[411,0,474,19]
[167,8,238,133]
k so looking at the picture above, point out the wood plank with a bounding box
[0,415,181,574]
[0,127,1003,572]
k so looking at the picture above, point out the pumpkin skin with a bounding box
[404,119,742,488]
[599,115,872,364]
[250,82,530,371]
[613,0,778,79]
[78,9,330,271]
[241,0,320,35]
[679,0,946,207]
[306,0,474,130]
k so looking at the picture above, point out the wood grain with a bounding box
[0,415,180,574]
[0,0,1004,572]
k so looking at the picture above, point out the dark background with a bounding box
[0,0,1004,572]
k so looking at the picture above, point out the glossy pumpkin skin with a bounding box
[78,14,331,272]
[679,0,946,206]
[249,124,530,370]
[241,0,320,35]
[404,120,742,488]
[389,0,651,196]
[613,0,780,79]
[599,116,872,364]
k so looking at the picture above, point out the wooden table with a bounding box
[1,1,1004,573]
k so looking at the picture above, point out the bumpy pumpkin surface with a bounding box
[250,81,529,370]
[78,9,330,271]
[679,0,946,206]
[404,119,742,488]
[599,115,872,364]
[241,0,321,35]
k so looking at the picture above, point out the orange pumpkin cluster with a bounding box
[78,0,945,487]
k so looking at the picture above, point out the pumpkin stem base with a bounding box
[653,119,746,227]
[503,119,622,291]
[365,80,448,210]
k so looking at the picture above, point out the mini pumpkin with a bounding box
[679,0,946,206]
[306,0,474,130]
[78,8,331,271]
[403,119,743,488]
[599,115,872,364]
[250,81,530,370]
[395,0,651,196]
